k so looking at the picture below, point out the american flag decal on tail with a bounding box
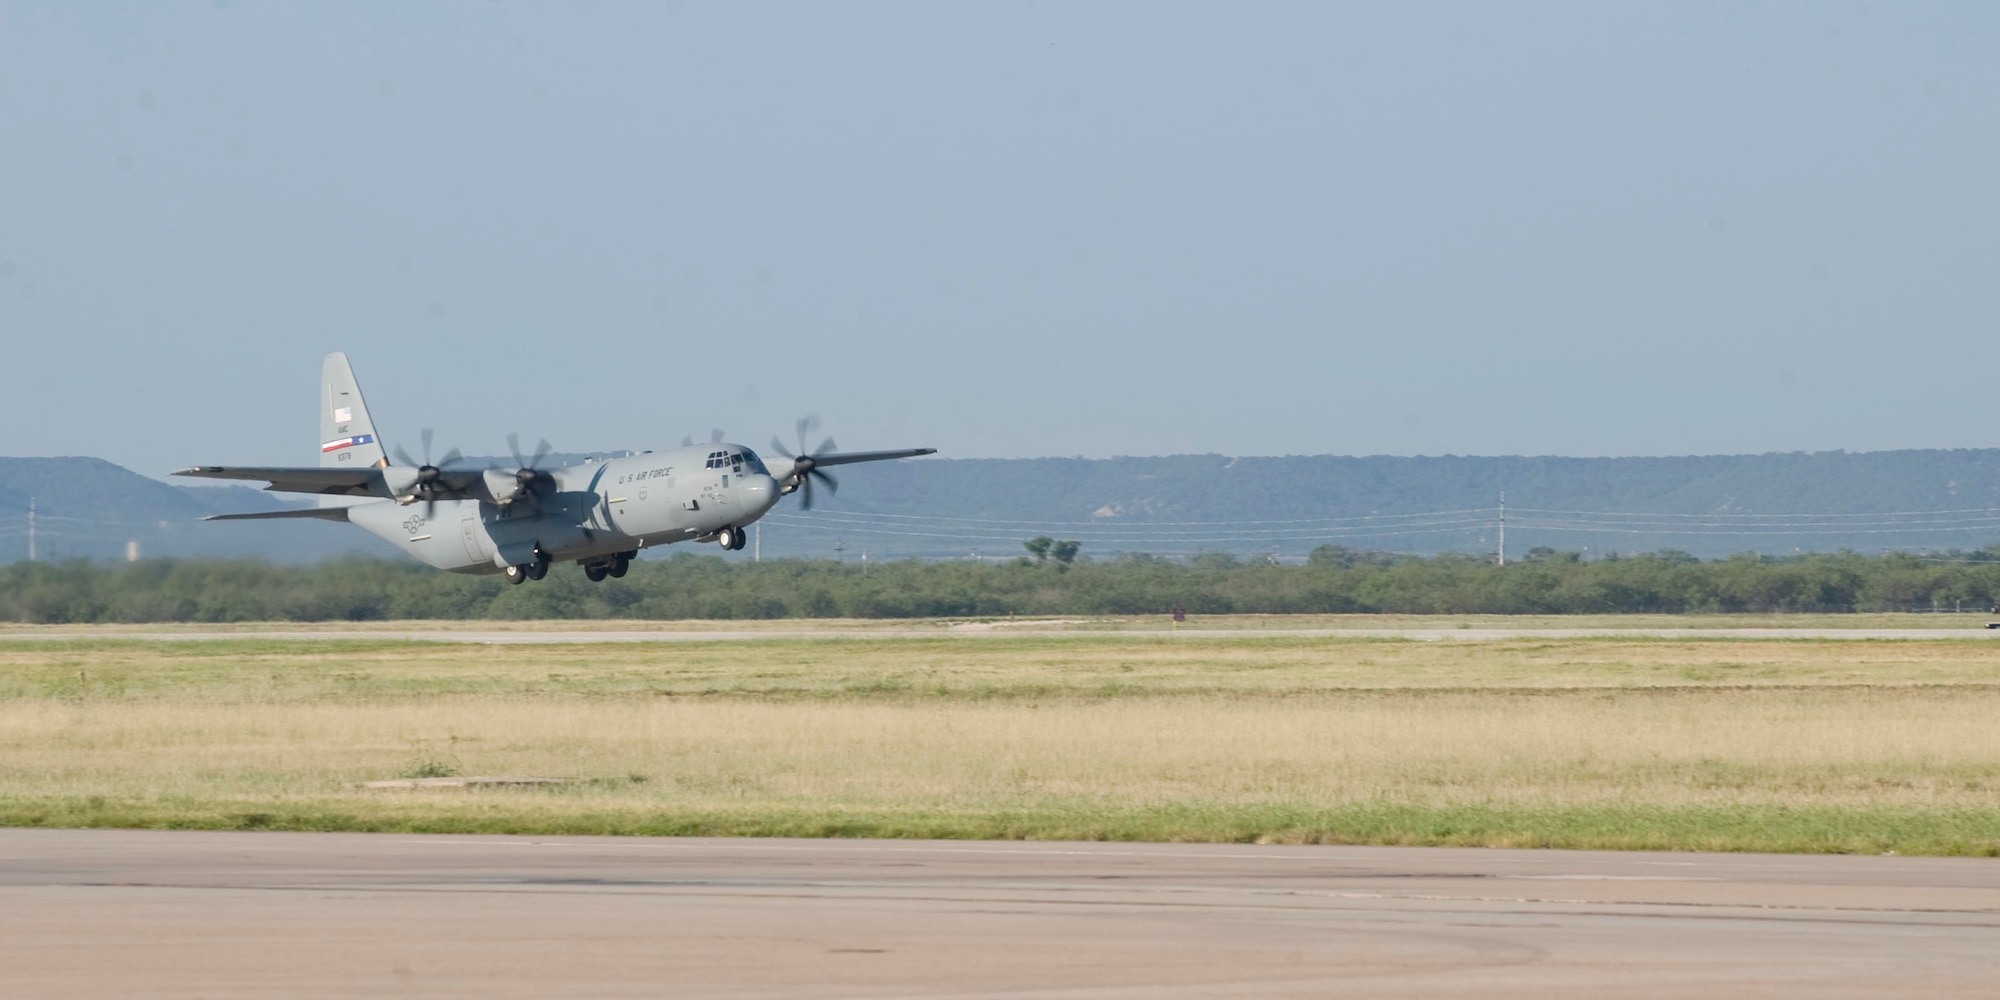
[321,434,375,453]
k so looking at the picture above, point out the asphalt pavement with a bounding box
[4,830,1998,998]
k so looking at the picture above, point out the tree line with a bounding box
[5,544,2000,623]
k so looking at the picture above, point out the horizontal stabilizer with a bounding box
[202,507,353,523]
[174,465,387,498]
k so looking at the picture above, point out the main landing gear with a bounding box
[715,525,747,551]
[581,551,635,584]
[504,548,552,586]
[506,549,636,585]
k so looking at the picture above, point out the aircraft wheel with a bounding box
[504,565,527,586]
[526,556,549,581]
[584,563,608,583]
[609,553,631,578]
[717,525,739,551]
[729,527,748,551]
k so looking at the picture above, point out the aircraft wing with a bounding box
[172,466,391,498]
[202,507,352,522]
[804,448,938,468]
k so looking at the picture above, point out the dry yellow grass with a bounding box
[7,690,1998,808]
[4,635,2000,703]
[3,634,1999,851]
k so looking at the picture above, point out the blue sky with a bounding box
[2,1,1996,477]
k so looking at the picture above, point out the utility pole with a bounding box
[833,535,846,562]
[753,523,760,563]
[1497,490,1506,567]
[26,496,34,563]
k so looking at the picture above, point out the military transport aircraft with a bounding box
[175,353,935,584]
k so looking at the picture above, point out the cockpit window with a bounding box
[704,448,764,474]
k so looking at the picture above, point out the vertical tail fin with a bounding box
[320,353,388,479]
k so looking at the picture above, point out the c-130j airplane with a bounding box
[176,353,935,584]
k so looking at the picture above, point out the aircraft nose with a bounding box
[744,474,779,504]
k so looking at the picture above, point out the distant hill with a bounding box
[9,449,2000,564]
[0,457,393,563]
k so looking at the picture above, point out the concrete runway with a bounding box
[4,626,2000,643]
[5,830,1999,998]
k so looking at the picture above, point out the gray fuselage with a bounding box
[345,443,780,573]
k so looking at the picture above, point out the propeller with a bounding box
[506,432,556,508]
[390,428,465,514]
[769,416,841,511]
[683,428,728,448]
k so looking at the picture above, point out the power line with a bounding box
[761,512,1495,545]
[1505,519,2000,537]
[762,518,1491,542]
[763,507,1495,528]
[1511,505,2000,519]
[761,500,2000,553]
[772,503,2000,535]
[1507,514,2000,529]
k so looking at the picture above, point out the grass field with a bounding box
[3,625,1998,854]
[5,611,1999,634]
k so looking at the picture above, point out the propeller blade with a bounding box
[794,416,819,454]
[769,436,794,459]
[437,447,463,469]
[710,428,726,444]
[812,467,839,495]
[682,434,695,448]
[815,436,838,457]
[420,427,435,464]
[392,445,417,468]
[799,475,814,511]
[505,434,555,469]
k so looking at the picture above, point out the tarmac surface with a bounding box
[5,830,1999,998]
[4,626,2000,643]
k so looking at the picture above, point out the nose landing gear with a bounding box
[715,525,747,551]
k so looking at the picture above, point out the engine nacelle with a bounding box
[380,466,425,501]
[482,467,524,505]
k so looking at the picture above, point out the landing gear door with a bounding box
[459,512,491,565]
